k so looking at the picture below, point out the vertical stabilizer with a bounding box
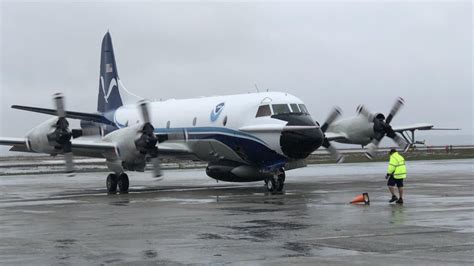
[97,32,123,113]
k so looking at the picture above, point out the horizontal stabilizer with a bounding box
[11,105,114,125]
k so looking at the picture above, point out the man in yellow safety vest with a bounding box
[386,149,407,204]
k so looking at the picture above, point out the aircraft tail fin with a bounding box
[97,32,142,113]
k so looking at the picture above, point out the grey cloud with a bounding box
[1,1,472,155]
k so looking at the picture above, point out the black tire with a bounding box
[118,173,129,193]
[106,174,118,193]
[266,177,277,192]
[276,171,286,192]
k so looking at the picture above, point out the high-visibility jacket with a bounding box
[387,152,407,179]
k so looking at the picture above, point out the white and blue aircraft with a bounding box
[0,32,441,193]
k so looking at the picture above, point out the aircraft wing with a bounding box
[392,123,434,132]
[1,136,193,158]
[324,132,348,142]
[392,123,460,132]
[11,105,114,125]
[0,137,27,146]
[158,141,192,155]
[0,137,118,158]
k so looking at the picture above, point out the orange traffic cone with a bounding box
[350,192,370,205]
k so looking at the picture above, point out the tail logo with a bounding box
[210,102,225,122]
[100,76,118,103]
[105,63,113,73]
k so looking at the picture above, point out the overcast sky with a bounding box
[1,0,472,155]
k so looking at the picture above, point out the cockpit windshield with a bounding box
[272,104,291,115]
[255,103,309,117]
[255,105,272,117]
[298,104,309,115]
[290,104,300,112]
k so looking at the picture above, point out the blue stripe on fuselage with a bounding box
[112,111,287,170]
[154,127,287,169]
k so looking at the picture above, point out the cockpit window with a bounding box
[272,104,291,115]
[298,104,309,115]
[256,105,272,117]
[290,104,300,113]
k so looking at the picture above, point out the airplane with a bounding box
[0,32,446,193]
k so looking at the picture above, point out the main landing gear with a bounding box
[106,173,129,193]
[265,170,286,193]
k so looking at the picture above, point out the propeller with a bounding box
[321,107,344,163]
[46,93,75,175]
[135,100,162,177]
[359,97,409,159]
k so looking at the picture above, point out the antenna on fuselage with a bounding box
[254,84,260,92]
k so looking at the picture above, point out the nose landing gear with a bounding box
[265,169,286,193]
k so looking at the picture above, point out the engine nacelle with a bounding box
[103,122,159,174]
[206,160,272,182]
[103,124,143,162]
[25,118,59,154]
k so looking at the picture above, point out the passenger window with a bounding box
[256,105,272,117]
[290,104,300,113]
[298,104,309,115]
[272,104,290,115]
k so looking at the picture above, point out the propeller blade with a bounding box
[321,107,342,132]
[150,156,162,177]
[386,132,409,152]
[139,100,151,124]
[385,97,404,124]
[62,136,75,175]
[64,152,75,176]
[136,101,162,178]
[356,105,374,122]
[53,93,66,118]
[322,139,344,163]
[52,93,76,174]
[364,140,380,160]
[326,144,344,163]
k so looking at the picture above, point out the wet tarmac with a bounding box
[0,159,473,265]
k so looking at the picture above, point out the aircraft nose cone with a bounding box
[280,127,324,159]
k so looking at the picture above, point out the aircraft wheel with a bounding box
[118,173,129,193]
[276,171,285,192]
[106,173,118,193]
[265,177,278,193]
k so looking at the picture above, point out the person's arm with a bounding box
[386,156,396,178]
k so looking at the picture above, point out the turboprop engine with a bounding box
[102,101,162,176]
[25,93,75,174]
[357,97,409,158]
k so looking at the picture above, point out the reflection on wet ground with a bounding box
[0,159,473,264]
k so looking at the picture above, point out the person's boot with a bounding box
[396,198,404,204]
[389,195,398,203]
